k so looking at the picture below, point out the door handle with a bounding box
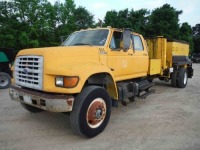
[128,53,133,56]
[143,53,147,56]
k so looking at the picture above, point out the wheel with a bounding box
[171,69,178,87]
[21,103,44,113]
[0,72,11,89]
[70,86,111,138]
[177,68,188,88]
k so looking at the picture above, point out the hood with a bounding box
[17,46,101,75]
[18,46,99,58]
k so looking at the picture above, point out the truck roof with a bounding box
[78,27,142,36]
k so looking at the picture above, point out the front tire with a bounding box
[0,72,11,89]
[70,86,111,138]
[177,68,188,88]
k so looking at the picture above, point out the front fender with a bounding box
[44,62,117,97]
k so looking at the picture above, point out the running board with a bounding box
[139,89,155,99]
[139,82,155,92]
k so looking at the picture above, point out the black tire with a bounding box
[177,68,188,88]
[21,103,44,113]
[70,86,111,138]
[0,72,11,89]
[171,69,178,87]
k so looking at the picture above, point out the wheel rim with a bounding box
[0,77,8,87]
[184,72,187,85]
[86,98,107,128]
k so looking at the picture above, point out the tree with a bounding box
[104,8,149,34]
[146,4,182,39]
[128,9,149,35]
[74,6,94,30]
[192,23,200,36]
[192,24,200,53]
[180,23,192,40]
[14,0,43,48]
[104,10,119,27]
[179,22,193,54]
[0,1,19,48]
[56,0,77,42]
[0,0,95,49]
[104,9,131,28]
[117,9,132,28]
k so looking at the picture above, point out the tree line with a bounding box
[0,0,199,54]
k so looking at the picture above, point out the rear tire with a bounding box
[70,86,111,138]
[171,69,178,87]
[21,103,44,113]
[0,72,11,89]
[177,68,188,88]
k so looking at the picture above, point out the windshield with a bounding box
[61,29,109,46]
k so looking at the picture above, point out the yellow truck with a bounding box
[9,27,193,138]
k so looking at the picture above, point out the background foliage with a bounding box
[0,0,199,54]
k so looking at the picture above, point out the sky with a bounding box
[50,0,200,27]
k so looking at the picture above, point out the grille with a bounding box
[14,56,43,90]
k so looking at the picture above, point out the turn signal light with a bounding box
[63,77,79,87]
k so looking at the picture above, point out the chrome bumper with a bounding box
[9,85,74,112]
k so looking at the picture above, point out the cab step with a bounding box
[139,89,155,99]
[138,80,155,97]
[139,82,155,92]
[138,80,155,91]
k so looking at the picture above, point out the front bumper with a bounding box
[9,85,74,112]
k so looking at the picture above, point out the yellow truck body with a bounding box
[166,40,189,66]
[146,37,190,77]
[9,27,193,138]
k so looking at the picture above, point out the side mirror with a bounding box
[122,29,131,52]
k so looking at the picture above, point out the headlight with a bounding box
[56,76,79,88]
[56,77,64,86]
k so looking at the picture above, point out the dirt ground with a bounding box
[0,64,200,150]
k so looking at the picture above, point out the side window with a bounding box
[109,31,122,50]
[132,35,144,51]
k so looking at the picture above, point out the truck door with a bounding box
[107,31,148,81]
[131,34,149,77]
[107,30,133,81]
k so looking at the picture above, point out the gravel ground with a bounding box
[0,64,200,150]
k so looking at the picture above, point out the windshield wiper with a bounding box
[72,43,91,46]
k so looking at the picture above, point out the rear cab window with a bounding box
[132,35,144,51]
